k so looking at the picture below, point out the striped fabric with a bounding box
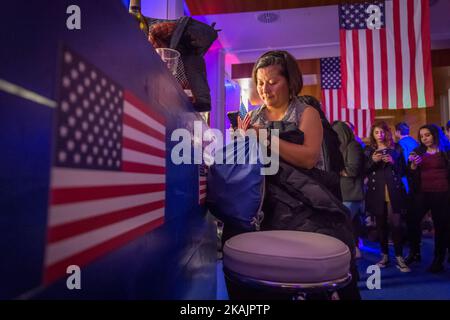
[44,48,166,284]
[199,164,207,205]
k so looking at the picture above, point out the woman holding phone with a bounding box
[364,121,410,272]
[406,124,450,273]
[223,50,361,300]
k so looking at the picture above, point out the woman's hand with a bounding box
[372,152,383,162]
[410,154,422,170]
[237,113,251,132]
[382,154,394,164]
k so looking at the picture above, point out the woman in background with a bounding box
[333,121,365,258]
[406,124,450,273]
[364,121,410,272]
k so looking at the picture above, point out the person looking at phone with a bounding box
[223,50,361,300]
[237,50,323,170]
[222,50,324,265]
[364,121,410,272]
[405,124,450,273]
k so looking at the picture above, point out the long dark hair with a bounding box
[369,120,394,149]
[418,124,450,152]
[252,50,303,98]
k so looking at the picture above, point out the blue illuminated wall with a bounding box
[0,0,216,299]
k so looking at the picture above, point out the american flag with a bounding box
[321,57,374,138]
[44,48,166,284]
[339,0,433,109]
[198,164,207,205]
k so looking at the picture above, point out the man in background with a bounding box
[394,122,419,194]
[394,122,421,265]
[446,120,450,141]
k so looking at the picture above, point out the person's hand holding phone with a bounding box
[237,113,252,132]
[372,150,383,162]
[382,153,394,164]
[409,152,422,170]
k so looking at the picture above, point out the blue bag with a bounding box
[206,137,265,231]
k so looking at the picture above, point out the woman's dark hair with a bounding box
[418,124,450,152]
[369,120,394,149]
[251,50,303,98]
[332,120,355,154]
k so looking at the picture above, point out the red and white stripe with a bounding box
[44,91,166,284]
[199,166,207,205]
[340,0,433,109]
[322,88,374,138]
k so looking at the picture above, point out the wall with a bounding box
[0,0,216,299]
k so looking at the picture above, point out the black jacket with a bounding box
[222,124,355,259]
[341,141,365,201]
[364,145,406,215]
[262,160,356,257]
[332,122,364,202]
[297,95,345,199]
[261,126,355,257]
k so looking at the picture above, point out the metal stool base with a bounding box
[224,268,352,299]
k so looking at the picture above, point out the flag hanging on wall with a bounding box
[44,48,166,284]
[339,0,433,109]
[320,57,374,138]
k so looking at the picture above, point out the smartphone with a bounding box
[375,149,388,156]
[227,111,239,129]
[239,105,248,119]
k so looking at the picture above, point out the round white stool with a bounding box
[223,230,352,299]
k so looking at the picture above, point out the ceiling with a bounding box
[185,0,364,15]
[187,0,450,73]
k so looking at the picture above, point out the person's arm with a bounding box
[344,142,363,177]
[409,151,422,170]
[274,106,323,169]
[364,147,381,173]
